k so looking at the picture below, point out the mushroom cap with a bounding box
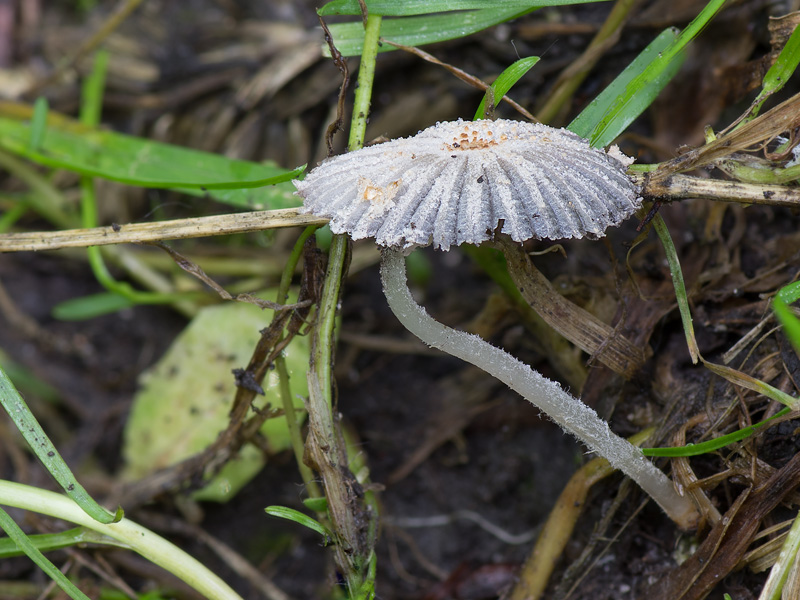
[294,119,641,251]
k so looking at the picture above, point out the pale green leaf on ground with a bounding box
[122,296,309,502]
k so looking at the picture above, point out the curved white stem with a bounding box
[0,480,243,600]
[380,248,699,530]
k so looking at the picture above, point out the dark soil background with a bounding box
[1,1,800,599]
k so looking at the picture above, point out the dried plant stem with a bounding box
[4,175,800,253]
[380,247,700,530]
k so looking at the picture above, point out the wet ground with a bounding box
[2,1,800,599]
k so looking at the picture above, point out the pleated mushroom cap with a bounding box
[294,119,641,251]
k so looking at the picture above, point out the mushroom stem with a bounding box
[379,247,700,530]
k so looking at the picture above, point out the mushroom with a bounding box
[294,119,699,529]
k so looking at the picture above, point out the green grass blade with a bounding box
[0,526,123,558]
[652,214,700,363]
[264,506,331,541]
[568,27,680,144]
[774,281,800,357]
[703,362,800,409]
[0,508,92,600]
[51,292,137,320]
[29,98,48,152]
[643,407,792,457]
[319,0,609,16]
[474,56,540,120]
[0,111,303,210]
[79,49,108,128]
[324,7,534,57]
[742,21,800,124]
[574,0,727,147]
[0,366,121,524]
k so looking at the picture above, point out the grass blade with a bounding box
[740,19,800,125]
[568,27,680,144]
[319,0,609,16]
[324,7,534,57]
[0,526,122,558]
[0,508,91,600]
[573,0,727,147]
[0,105,303,210]
[0,366,121,524]
[474,56,540,120]
[643,407,792,457]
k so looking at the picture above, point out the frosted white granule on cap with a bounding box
[294,119,641,251]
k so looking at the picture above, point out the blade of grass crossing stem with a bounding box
[643,407,792,457]
[70,52,187,316]
[568,27,681,144]
[474,56,540,120]
[652,214,700,363]
[741,21,800,126]
[324,7,535,57]
[318,0,610,16]
[0,508,92,600]
[583,0,727,147]
[0,366,121,523]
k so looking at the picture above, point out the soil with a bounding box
[1,1,800,600]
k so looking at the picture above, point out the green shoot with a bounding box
[264,506,332,542]
[474,56,540,120]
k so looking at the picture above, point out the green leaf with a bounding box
[264,506,331,540]
[568,27,681,145]
[52,292,136,321]
[0,508,92,600]
[0,526,119,558]
[0,366,121,524]
[122,297,310,502]
[474,56,540,120]
[774,281,800,357]
[0,111,304,210]
[319,0,609,16]
[571,0,727,147]
[742,19,800,123]
[324,7,534,57]
[302,496,329,512]
[643,407,792,457]
[29,98,48,152]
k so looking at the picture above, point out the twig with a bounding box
[380,39,537,122]
[2,175,800,254]
[0,208,327,252]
